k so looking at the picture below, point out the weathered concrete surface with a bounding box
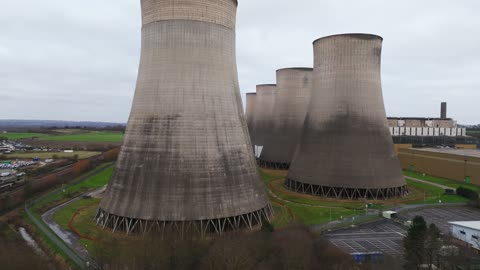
[251,84,276,147]
[99,0,270,226]
[245,93,257,146]
[287,34,406,197]
[259,68,312,167]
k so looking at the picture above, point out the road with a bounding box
[26,163,112,270]
[42,187,105,268]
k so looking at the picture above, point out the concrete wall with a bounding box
[259,68,312,166]
[252,84,276,147]
[100,0,270,223]
[245,93,257,146]
[398,148,480,185]
[388,119,456,128]
[288,34,405,192]
[451,224,480,250]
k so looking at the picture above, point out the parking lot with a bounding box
[325,219,407,256]
[400,206,480,234]
[0,160,36,169]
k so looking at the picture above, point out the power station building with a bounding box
[258,68,313,169]
[286,34,407,200]
[97,0,272,234]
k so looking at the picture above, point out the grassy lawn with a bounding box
[271,203,291,228]
[40,131,123,142]
[405,179,469,204]
[1,132,49,139]
[286,203,356,226]
[32,163,113,214]
[404,170,480,193]
[53,198,101,231]
[3,151,100,160]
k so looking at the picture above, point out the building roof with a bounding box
[449,221,480,230]
[387,117,453,121]
[416,148,480,158]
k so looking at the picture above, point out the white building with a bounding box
[449,221,480,249]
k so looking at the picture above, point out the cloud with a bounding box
[0,0,478,124]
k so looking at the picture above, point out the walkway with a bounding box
[405,176,455,191]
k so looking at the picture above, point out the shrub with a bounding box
[457,186,479,200]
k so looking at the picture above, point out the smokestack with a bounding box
[97,0,272,234]
[441,102,447,119]
[286,34,407,200]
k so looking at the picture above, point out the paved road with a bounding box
[26,163,112,270]
[42,187,105,267]
[405,176,455,191]
[25,205,87,269]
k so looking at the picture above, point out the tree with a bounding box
[424,223,442,269]
[404,216,428,269]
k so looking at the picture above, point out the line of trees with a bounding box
[404,216,480,270]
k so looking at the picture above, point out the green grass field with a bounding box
[404,170,480,193]
[2,131,124,142]
[405,179,469,204]
[53,198,101,231]
[40,131,123,142]
[3,151,100,159]
[1,132,49,140]
[32,163,113,214]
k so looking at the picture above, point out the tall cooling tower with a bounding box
[252,84,277,149]
[258,68,313,169]
[245,93,257,146]
[286,34,407,200]
[96,0,272,234]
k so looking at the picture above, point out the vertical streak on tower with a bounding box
[286,34,407,200]
[258,68,313,169]
[245,93,257,146]
[97,0,272,234]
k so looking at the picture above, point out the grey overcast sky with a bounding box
[0,0,479,124]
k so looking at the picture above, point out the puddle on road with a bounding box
[19,227,45,256]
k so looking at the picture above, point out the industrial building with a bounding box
[97,0,272,234]
[286,34,407,200]
[387,102,476,146]
[449,221,480,250]
[258,68,312,169]
[245,93,257,146]
[251,84,277,156]
[398,148,480,185]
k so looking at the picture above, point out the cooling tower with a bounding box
[258,68,313,169]
[286,34,407,200]
[245,93,257,146]
[96,0,272,234]
[252,84,277,148]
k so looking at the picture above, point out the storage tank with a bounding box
[286,34,407,200]
[258,68,313,169]
[97,0,272,234]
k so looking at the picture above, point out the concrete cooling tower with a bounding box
[96,0,272,234]
[286,34,407,200]
[252,84,277,149]
[258,68,313,169]
[245,93,257,146]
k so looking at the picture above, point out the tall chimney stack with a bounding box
[441,102,447,119]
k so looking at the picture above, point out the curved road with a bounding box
[26,163,112,270]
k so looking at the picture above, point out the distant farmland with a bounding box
[39,132,124,142]
[2,133,49,140]
[3,131,124,143]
